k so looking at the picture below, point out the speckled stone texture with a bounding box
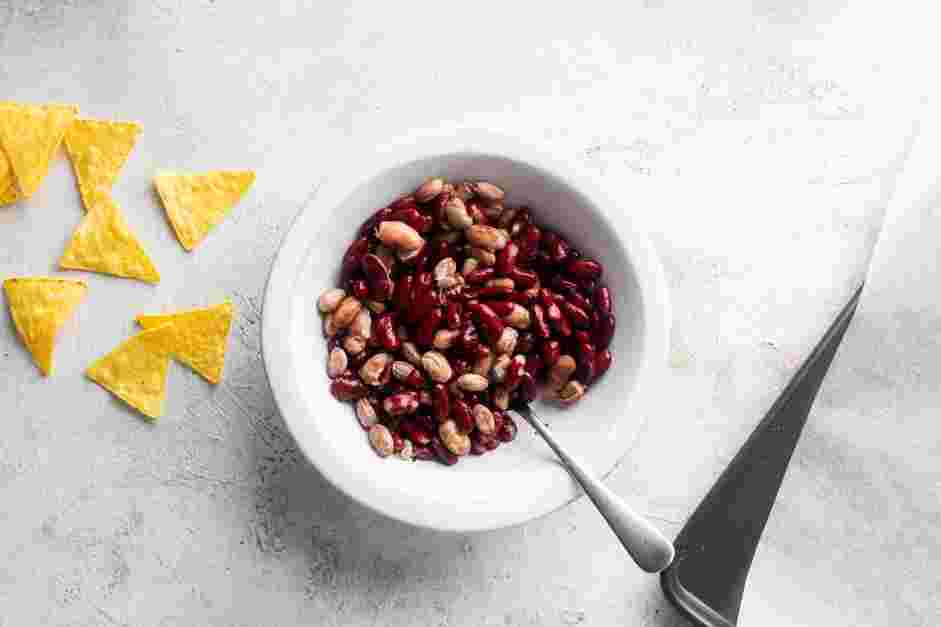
[0,1,933,625]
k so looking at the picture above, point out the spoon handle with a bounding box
[521,410,675,573]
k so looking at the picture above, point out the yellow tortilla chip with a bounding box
[64,117,142,210]
[154,170,255,250]
[136,301,234,384]
[59,196,160,284]
[0,102,78,198]
[3,277,87,376]
[86,323,176,420]
[0,149,19,205]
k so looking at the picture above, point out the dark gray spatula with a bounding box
[661,285,864,626]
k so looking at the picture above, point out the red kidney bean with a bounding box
[576,341,596,384]
[451,399,474,434]
[416,306,443,347]
[361,254,394,301]
[330,376,367,401]
[459,320,480,355]
[550,275,579,295]
[568,291,592,313]
[594,313,616,349]
[342,237,370,277]
[394,274,413,315]
[504,355,526,391]
[496,414,518,442]
[492,410,506,433]
[561,301,590,329]
[460,287,480,302]
[594,286,612,316]
[349,277,370,301]
[432,383,450,422]
[532,251,554,276]
[383,391,419,416]
[470,430,499,455]
[496,241,519,275]
[531,304,551,338]
[389,207,433,234]
[451,357,470,379]
[541,339,561,366]
[519,371,538,402]
[542,232,570,264]
[359,207,394,237]
[389,195,418,211]
[445,300,463,330]
[574,329,592,345]
[518,224,542,260]
[485,300,514,317]
[467,301,505,341]
[508,290,535,307]
[431,437,458,465]
[516,331,535,355]
[408,272,434,323]
[400,418,433,446]
[348,349,368,371]
[414,242,434,271]
[508,268,538,289]
[466,200,489,225]
[413,444,435,461]
[391,431,405,453]
[476,285,514,300]
[594,349,612,380]
[524,353,544,380]
[566,258,602,281]
[465,267,496,285]
[373,312,400,351]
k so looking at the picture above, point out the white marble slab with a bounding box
[0,2,931,625]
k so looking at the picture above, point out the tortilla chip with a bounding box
[64,117,142,210]
[86,323,176,419]
[0,149,19,205]
[59,195,160,284]
[3,277,87,375]
[154,170,255,250]
[0,102,78,198]
[136,301,234,384]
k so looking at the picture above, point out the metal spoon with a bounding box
[511,401,675,573]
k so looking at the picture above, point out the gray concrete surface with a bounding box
[0,1,933,625]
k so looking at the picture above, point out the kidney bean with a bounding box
[496,241,519,275]
[519,371,538,403]
[330,376,367,401]
[594,286,612,316]
[372,312,400,351]
[359,207,394,238]
[541,339,561,366]
[400,418,433,446]
[567,291,592,313]
[532,251,554,276]
[467,301,505,341]
[348,277,370,302]
[342,236,370,277]
[476,285,514,300]
[496,414,518,442]
[504,355,527,391]
[413,444,435,461]
[389,206,433,234]
[524,352,544,381]
[361,254,393,301]
[451,399,475,434]
[594,349,612,380]
[392,275,411,317]
[509,289,536,306]
[383,392,419,416]
[444,300,462,330]
[465,267,496,285]
[517,224,542,260]
[531,304,551,338]
[516,331,535,354]
[561,301,590,329]
[348,349,368,372]
[431,437,458,465]
[416,306,443,347]
[566,258,603,281]
[432,383,450,422]
[551,275,579,295]
[450,357,470,379]
[576,341,597,384]
[408,272,434,323]
[466,201,489,225]
[485,300,514,317]
[508,268,538,289]
[594,313,616,349]
[459,320,480,355]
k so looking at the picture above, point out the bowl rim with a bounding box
[262,128,670,532]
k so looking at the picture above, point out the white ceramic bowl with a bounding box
[262,130,669,532]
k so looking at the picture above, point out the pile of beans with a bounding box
[317,178,615,464]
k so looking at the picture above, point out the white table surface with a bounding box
[0,2,934,625]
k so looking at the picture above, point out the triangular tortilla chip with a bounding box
[136,301,234,384]
[3,277,87,375]
[0,149,19,205]
[86,323,176,419]
[0,102,78,198]
[154,170,255,250]
[59,196,160,284]
[64,117,142,210]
